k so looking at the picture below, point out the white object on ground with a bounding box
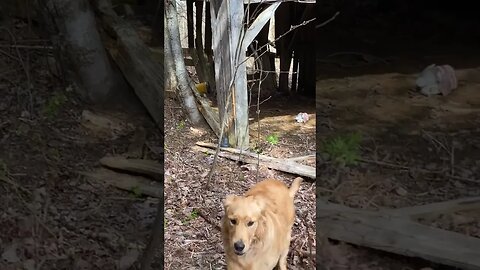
[416,64,457,96]
[295,113,310,123]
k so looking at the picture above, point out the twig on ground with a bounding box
[360,158,480,184]
[0,175,32,195]
[197,208,221,231]
[0,44,54,50]
[450,139,455,177]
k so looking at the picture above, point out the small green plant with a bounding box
[176,120,186,130]
[190,209,199,219]
[324,132,362,166]
[266,134,279,145]
[43,92,67,118]
[182,209,199,224]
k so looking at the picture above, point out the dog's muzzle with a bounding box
[233,240,245,255]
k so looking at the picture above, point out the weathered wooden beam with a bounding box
[275,2,293,93]
[197,142,314,163]
[93,2,163,129]
[387,197,480,219]
[318,201,480,270]
[81,168,162,198]
[186,0,195,48]
[204,2,212,53]
[192,0,206,82]
[210,0,232,143]
[190,92,221,137]
[99,156,163,179]
[194,142,315,178]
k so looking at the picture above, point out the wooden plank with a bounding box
[192,0,206,82]
[388,197,480,219]
[99,156,163,179]
[191,93,221,137]
[197,141,291,162]
[241,2,281,50]
[205,2,212,52]
[210,0,234,144]
[210,0,249,149]
[94,3,163,129]
[187,0,195,48]
[230,0,249,150]
[317,201,480,270]
[197,141,315,165]
[192,145,315,178]
[81,168,162,198]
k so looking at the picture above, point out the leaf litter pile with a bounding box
[164,95,316,269]
[0,21,164,269]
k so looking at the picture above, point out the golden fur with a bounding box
[221,177,302,270]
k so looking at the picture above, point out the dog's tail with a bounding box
[289,177,303,197]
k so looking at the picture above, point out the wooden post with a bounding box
[205,2,212,53]
[256,17,276,93]
[192,0,206,82]
[275,2,293,93]
[210,0,249,149]
[186,0,194,48]
[296,4,316,96]
[291,51,299,93]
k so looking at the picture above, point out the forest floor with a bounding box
[163,93,316,269]
[0,19,164,269]
[315,6,480,269]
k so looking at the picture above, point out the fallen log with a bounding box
[191,94,221,137]
[387,196,480,219]
[192,144,315,179]
[317,201,480,270]
[99,156,163,179]
[197,141,315,164]
[93,1,164,130]
[80,168,162,198]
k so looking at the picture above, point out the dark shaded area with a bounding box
[316,0,480,79]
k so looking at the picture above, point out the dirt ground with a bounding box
[164,93,316,269]
[316,3,480,270]
[0,20,164,269]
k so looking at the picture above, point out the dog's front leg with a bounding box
[276,250,289,270]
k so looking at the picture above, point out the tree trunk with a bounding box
[165,0,203,125]
[40,0,121,103]
[164,23,177,92]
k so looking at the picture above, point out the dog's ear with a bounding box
[223,194,237,210]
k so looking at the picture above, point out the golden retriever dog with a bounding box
[221,177,303,270]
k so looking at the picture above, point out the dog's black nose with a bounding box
[233,241,245,252]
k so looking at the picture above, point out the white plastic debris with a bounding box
[416,64,457,96]
[295,113,310,123]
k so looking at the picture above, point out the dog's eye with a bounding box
[230,219,237,225]
[247,221,254,227]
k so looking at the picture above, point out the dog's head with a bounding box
[222,194,266,256]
